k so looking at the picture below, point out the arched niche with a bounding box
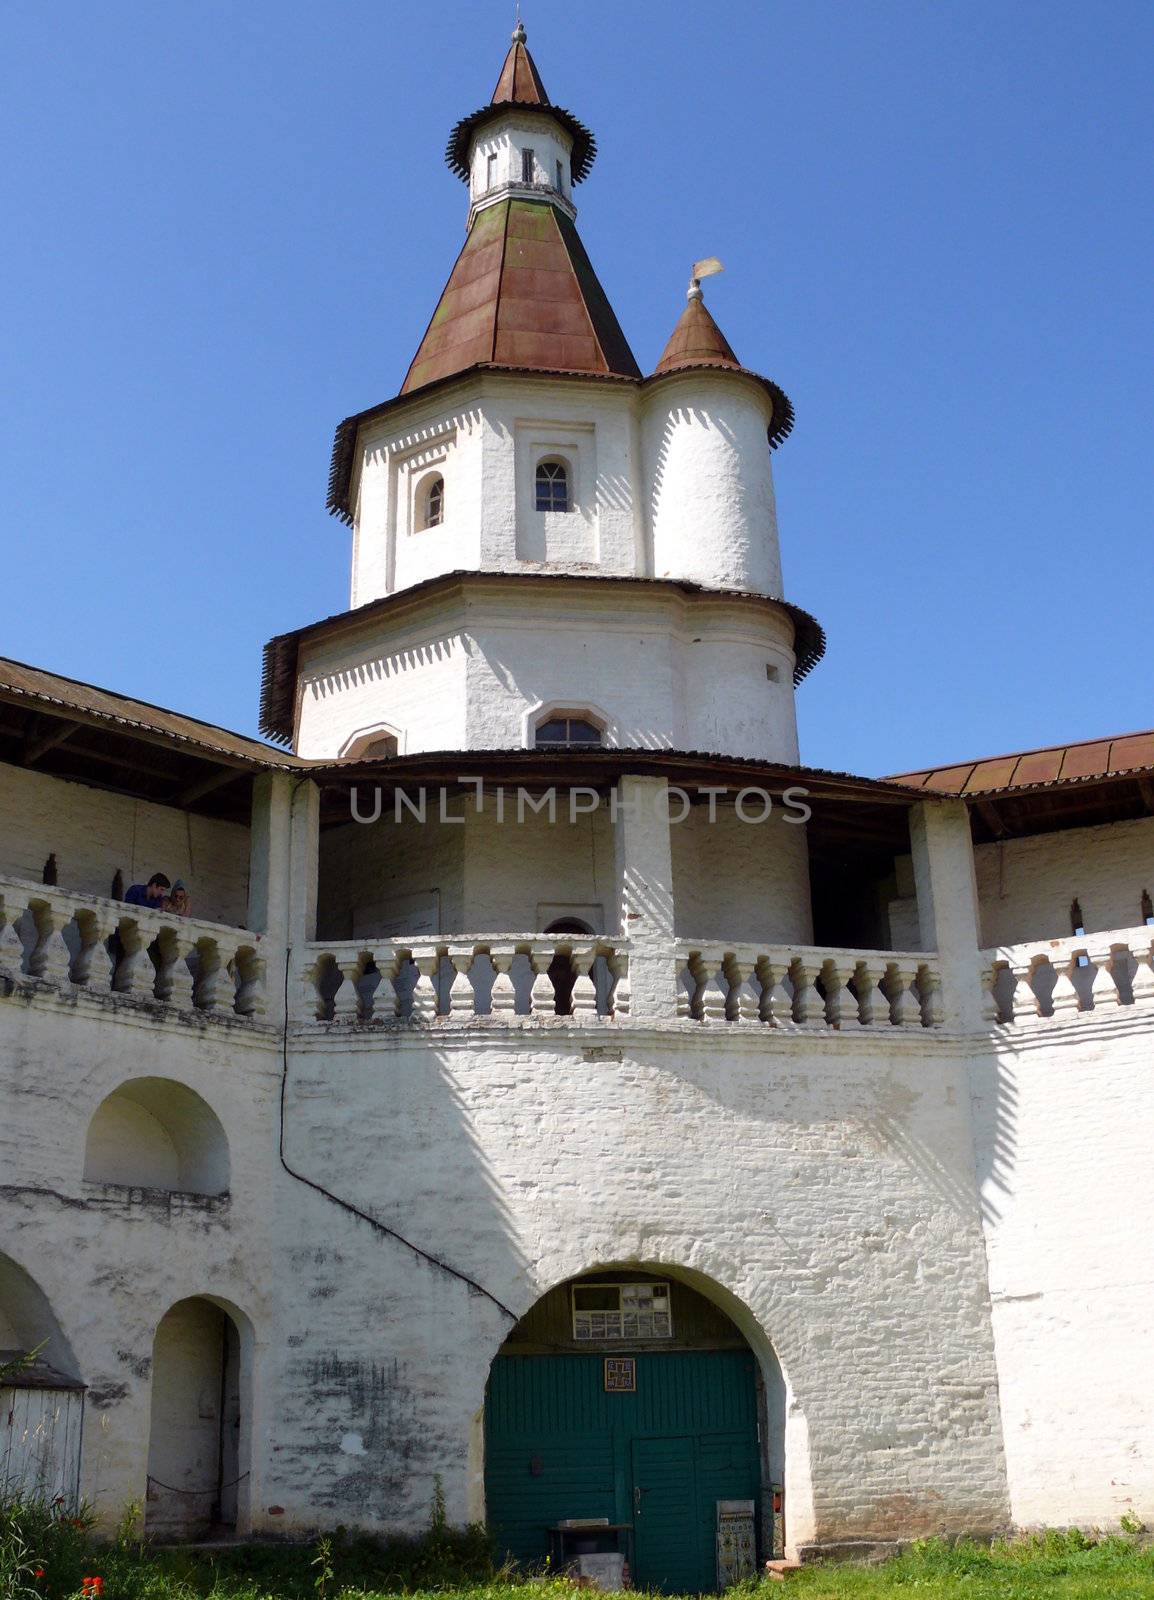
[145,1295,253,1538]
[83,1078,230,1195]
[480,1263,795,1593]
[0,1252,80,1381]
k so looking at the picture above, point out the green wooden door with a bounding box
[485,1350,760,1593]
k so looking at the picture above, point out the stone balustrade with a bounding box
[984,925,1154,1024]
[0,874,265,1019]
[297,936,629,1023]
[677,942,943,1028]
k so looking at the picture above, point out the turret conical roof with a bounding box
[446,25,596,184]
[655,292,742,374]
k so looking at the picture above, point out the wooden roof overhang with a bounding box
[308,745,931,863]
[0,657,288,825]
[259,570,827,747]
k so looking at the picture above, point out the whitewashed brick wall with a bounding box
[0,761,251,926]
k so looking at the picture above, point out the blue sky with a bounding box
[3,0,1151,776]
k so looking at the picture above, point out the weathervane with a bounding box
[688,257,723,300]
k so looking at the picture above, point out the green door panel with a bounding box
[486,1349,760,1592]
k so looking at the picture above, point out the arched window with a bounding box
[84,1078,230,1195]
[535,715,602,749]
[418,474,444,530]
[535,458,570,513]
[343,728,399,761]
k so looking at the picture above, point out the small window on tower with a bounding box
[535,458,570,513]
[417,474,444,531]
[522,148,535,185]
[486,152,498,191]
[555,157,564,193]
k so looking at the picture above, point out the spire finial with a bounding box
[512,8,526,44]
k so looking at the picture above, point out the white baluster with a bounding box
[609,952,629,1019]
[372,949,399,1020]
[726,957,760,1023]
[698,956,728,1023]
[888,962,922,1027]
[824,959,861,1029]
[1086,947,1122,1010]
[570,948,599,1019]
[676,960,696,1019]
[199,941,237,1014]
[28,901,74,986]
[490,951,517,1015]
[759,959,794,1026]
[235,950,267,1018]
[161,933,197,1009]
[1130,941,1154,1005]
[919,964,944,1027]
[449,951,475,1016]
[855,959,887,1026]
[0,892,29,984]
[331,959,363,1022]
[791,960,821,1026]
[529,947,556,1017]
[1049,959,1081,1017]
[979,963,1001,1024]
[115,922,157,998]
[300,956,326,1021]
[410,953,439,1020]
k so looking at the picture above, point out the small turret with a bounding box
[643,274,790,597]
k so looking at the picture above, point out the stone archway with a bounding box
[145,1296,251,1539]
[480,1264,793,1593]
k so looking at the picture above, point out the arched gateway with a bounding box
[484,1269,784,1593]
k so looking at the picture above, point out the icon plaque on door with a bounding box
[604,1357,636,1391]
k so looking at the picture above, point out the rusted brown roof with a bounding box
[656,294,741,374]
[0,655,283,767]
[260,570,826,746]
[889,728,1154,796]
[446,26,595,185]
[491,26,548,105]
[401,198,641,395]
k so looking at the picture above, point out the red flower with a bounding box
[34,1570,45,1579]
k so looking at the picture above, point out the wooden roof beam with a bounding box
[175,766,246,808]
[23,720,82,766]
[974,798,1009,839]
[1137,775,1154,815]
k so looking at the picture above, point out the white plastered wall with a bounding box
[643,369,784,598]
[974,815,1154,947]
[0,761,250,925]
[672,805,813,944]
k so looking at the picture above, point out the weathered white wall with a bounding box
[672,806,813,943]
[643,370,783,598]
[468,112,575,213]
[971,1020,1154,1527]
[974,816,1154,948]
[0,761,251,926]
[296,581,799,763]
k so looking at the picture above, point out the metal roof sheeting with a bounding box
[889,729,1154,796]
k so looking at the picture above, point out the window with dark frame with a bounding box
[535,458,569,512]
[422,475,444,529]
[522,147,535,185]
[535,716,602,749]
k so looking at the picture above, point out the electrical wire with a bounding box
[275,778,516,1321]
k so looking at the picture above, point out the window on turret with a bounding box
[555,158,564,193]
[535,459,570,513]
[419,474,444,530]
[522,148,535,185]
[486,152,498,191]
[535,716,602,749]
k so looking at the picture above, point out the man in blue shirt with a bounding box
[124,872,170,909]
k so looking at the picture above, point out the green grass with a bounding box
[4,1503,1154,1600]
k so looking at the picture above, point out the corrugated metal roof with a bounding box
[889,729,1154,796]
[655,294,741,374]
